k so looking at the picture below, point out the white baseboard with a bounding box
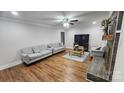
[0,60,22,70]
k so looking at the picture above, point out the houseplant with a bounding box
[101,18,111,35]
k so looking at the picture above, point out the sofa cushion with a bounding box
[28,53,43,60]
[41,45,48,50]
[33,45,47,53]
[21,47,33,54]
[59,43,64,47]
[48,43,60,48]
[33,46,42,53]
[28,50,52,60]
[40,50,52,55]
[54,47,64,51]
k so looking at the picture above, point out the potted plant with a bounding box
[101,18,111,35]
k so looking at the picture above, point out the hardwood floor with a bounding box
[0,50,92,82]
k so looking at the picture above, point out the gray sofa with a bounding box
[47,42,65,54]
[19,42,65,64]
[19,45,52,64]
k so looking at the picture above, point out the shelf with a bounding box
[102,35,113,41]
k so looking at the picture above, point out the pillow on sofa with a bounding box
[21,47,33,54]
[96,47,101,50]
[48,43,59,48]
[33,46,42,53]
[33,47,41,53]
[53,43,59,48]
[41,45,47,50]
[59,43,64,47]
[33,45,47,53]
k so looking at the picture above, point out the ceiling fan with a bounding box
[62,18,78,25]
[62,18,78,28]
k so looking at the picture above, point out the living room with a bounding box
[0,11,123,82]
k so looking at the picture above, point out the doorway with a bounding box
[61,32,65,45]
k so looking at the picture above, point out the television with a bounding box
[74,34,89,51]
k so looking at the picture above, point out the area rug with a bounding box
[63,52,89,62]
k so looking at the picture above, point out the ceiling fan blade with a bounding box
[69,23,74,25]
[70,20,78,22]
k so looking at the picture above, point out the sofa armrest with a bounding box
[92,49,104,53]
[21,53,28,57]
[20,54,30,62]
[91,50,104,57]
[59,43,64,47]
[47,48,53,51]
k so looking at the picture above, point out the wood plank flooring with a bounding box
[0,50,92,82]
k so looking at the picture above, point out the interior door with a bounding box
[61,32,65,45]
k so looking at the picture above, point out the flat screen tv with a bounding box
[74,34,89,51]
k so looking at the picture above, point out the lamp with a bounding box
[63,22,69,28]
[62,18,70,28]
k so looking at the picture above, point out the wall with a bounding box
[112,15,124,82]
[0,19,60,70]
[65,23,106,49]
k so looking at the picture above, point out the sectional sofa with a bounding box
[19,42,65,64]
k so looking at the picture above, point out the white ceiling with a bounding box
[0,11,110,28]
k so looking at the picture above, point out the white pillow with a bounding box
[22,48,33,54]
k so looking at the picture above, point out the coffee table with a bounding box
[69,50,84,57]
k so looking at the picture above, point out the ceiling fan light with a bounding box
[63,18,69,23]
[63,22,69,28]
